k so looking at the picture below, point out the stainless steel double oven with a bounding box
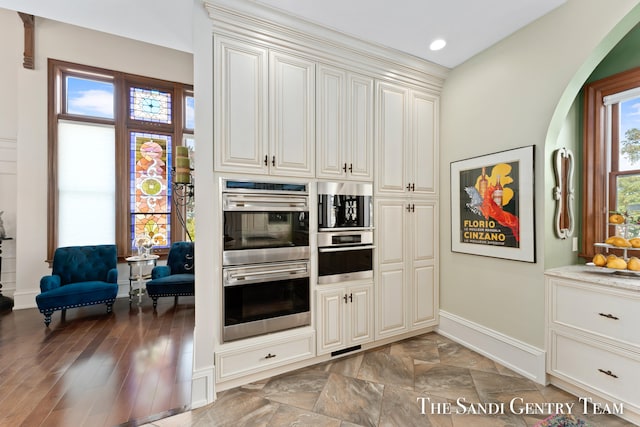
[317,181,374,284]
[222,179,310,342]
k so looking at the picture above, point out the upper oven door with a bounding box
[223,193,310,265]
[318,182,372,230]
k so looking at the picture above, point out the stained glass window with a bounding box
[130,132,172,250]
[66,76,114,119]
[130,87,172,124]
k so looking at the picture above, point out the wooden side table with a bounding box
[0,237,14,313]
[125,255,159,305]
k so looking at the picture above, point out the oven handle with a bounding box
[225,267,309,285]
[223,194,308,211]
[318,245,376,253]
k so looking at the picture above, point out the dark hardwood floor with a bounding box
[0,295,194,427]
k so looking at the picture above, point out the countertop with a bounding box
[545,264,640,292]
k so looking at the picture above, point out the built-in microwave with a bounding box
[318,182,372,230]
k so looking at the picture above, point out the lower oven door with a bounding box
[222,261,310,342]
[318,245,374,284]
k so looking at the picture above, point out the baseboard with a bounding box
[436,310,546,385]
[12,290,38,309]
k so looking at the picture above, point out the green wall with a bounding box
[440,0,640,349]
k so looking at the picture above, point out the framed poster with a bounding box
[450,145,536,263]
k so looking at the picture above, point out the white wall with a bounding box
[3,10,193,309]
[0,9,19,296]
[439,0,640,349]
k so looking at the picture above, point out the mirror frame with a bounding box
[553,147,575,239]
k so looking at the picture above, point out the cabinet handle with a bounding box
[265,353,276,359]
[406,204,411,212]
[272,156,276,167]
[264,155,268,166]
[343,163,347,172]
[406,183,412,191]
[597,368,618,379]
[343,294,348,304]
[349,293,353,302]
[598,313,619,320]
[411,183,415,192]
[411,204,415,212]
[349,163,353,173]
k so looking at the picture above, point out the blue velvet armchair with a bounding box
[36,244,119,326]
[146,241,194,310]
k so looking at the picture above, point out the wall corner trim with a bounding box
[436,310,546,385]
[191,365,216,409]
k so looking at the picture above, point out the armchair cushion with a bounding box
[36,244,118,326]
[36,281,118,311]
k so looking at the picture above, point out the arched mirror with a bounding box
[553,147,575,239]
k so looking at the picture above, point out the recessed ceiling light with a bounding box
[429,38,446,51]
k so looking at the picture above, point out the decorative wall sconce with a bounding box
[553,147,575,239]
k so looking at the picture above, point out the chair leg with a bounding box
[43,310,53,327]
[152,297,158,311]
[106,302,114,314]
[174,295,178,306]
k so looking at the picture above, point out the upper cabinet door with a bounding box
[316,66,373,181]
[270,50,315,177]
[411,91,438,195]
[316,65,346,179]
[376,81,409,194]
[347,73,374,180]
[214,36,269,174]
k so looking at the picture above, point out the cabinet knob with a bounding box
[597,368,618,379]
[598,313,619,320]
[265,353,276,359]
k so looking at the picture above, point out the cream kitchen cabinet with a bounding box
[376,81,438,196]
[316,282,374,355]
[316,64,374,181]
[214,35,315,177]
[545,267,640,425]
[375,198,438,339]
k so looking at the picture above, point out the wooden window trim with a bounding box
[582,66,640,259]
[48,59,193,261]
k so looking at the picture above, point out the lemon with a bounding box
[592,254,606,266]
[609,214,625,224]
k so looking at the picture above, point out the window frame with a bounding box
[582,66,640,259]
[48,59,193,261]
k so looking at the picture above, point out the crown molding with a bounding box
[203,0,449,92]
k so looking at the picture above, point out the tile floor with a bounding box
[141,332,635,427]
